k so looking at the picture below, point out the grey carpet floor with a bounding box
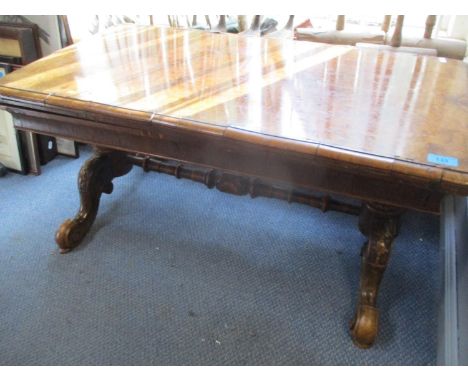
[0,146,440,365]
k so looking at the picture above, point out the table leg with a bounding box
[350,202,403,348]
[55,147,132,253]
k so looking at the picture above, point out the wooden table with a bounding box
[1,25,467,349]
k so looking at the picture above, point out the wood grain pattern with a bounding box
[0,24,466,194]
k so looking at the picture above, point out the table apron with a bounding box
[8,106,443,213]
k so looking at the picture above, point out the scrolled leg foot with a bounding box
[55,148,132,253]
[56,218,92,254]
[350,202,403,348]
[350,304,379,349]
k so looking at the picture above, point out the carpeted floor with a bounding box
[0,146,440,365]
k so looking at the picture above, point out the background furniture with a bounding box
[0,21,42,173]
[65,15,468,60]
[296,15,466,60]
[0,16,79,174]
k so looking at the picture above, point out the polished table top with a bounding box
[0,25,467,192]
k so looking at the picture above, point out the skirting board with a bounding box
[438,196,468,365]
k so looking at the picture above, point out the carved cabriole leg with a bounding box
[55,147,132,253]
[350,202,404,348]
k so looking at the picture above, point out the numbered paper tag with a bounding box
[427,153,459,167]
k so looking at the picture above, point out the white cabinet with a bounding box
[0,110,23,172]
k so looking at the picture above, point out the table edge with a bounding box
[1,85,467,195]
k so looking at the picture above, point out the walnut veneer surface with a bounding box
[0,24,467,193]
